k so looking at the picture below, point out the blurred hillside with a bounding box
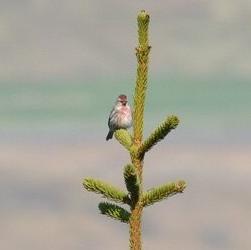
[0,1,251,250]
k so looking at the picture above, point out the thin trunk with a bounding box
[129,10,150,250]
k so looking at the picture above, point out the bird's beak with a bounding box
[122,101,127,106]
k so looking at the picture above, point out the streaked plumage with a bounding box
[106,94,132,141]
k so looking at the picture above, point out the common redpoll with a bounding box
[106,94,132,141]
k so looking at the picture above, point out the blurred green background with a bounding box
[0,1,250,250]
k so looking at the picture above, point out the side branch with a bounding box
[142,180,186,207]
[115,129,133,151]
[138,115,179,157]
[99,202,131,223]
[124,164,140,206]
[83,178,130,204]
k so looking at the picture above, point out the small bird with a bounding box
[106,94,132,141]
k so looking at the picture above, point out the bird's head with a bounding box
[117,94,128,106]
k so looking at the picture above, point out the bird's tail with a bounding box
[106,130,114,141]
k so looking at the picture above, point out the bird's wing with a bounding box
[108,108,118,129]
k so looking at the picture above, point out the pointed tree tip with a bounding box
[137,10,150,21]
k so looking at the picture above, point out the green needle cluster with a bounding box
[83,10,187,250]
